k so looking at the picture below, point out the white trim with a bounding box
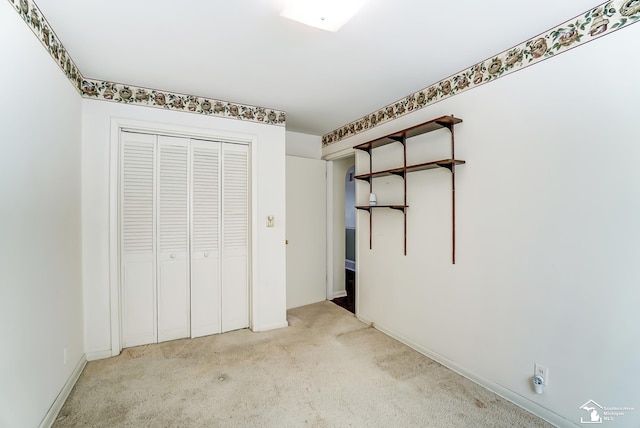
[38,355,87,428]
[249,133,258,332]
[326,161,334,300]
[114,117,257,144]
[109,119,120,356]
[85,350,113,362]
[251,321,289,332]
[332,290,347,299]
[322,145,356,161]
[109,117,257,354]
[355,315,575,428]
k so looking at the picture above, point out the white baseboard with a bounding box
[332,290,347,298]
[356,315,575,428]
[86,349,113,361]
[39,354,87,428]
[252,321,289,332]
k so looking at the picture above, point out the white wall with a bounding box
[82,99,287,356]
[0,3,84,427]
[327,23,640,427]
[286,130,322,159]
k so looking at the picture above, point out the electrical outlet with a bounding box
[63,346,68,365]
[534,363,549,386]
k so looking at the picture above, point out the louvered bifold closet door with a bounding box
[221,143,250,332]
[190,140,222,338]
[157,136,191,342]
[121,132,157,348]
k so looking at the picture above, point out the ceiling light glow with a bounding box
[281,0,366,32]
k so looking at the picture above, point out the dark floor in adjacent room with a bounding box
[331,269,355,313]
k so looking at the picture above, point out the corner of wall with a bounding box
[38,355,87,428]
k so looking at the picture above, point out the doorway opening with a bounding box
[333,164,356,313]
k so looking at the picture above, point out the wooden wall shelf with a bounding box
[355,205,408,212]
[354,116,462,151]
[354,159,466,181]
[354,115,464,262]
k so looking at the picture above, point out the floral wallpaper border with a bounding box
[322,0,640,146]
[7,0,287,126]
[79,78,286,125]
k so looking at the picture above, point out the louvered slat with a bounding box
[223,149,248,250]
[122,141,154,252]
[158,144,188,252]
[192,145,220,251]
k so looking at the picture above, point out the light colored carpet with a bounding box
[54,301,550,427]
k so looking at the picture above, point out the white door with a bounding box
[121,132,157,348]
[285,156,327,309]
[190,140,222,338]
[156,136,190,342]
[221,143,250,332]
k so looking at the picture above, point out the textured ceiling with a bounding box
[34,0,600,135]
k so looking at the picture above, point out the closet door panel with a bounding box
[191,257,220,337]
[221,254,248,332]
[221,143,249,333]
[157,252,190,341]
[121,132,157,348]
[190,140,222,338]
[122,255,156,347]
[157,136,190,342]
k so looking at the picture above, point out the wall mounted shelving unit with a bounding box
[354,115,464,263]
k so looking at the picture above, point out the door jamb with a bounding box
[322,149,355,304]
[325,161,334,300]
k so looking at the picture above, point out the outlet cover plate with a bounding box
[534,363,549,386]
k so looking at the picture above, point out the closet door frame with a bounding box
[109,118,254,356]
